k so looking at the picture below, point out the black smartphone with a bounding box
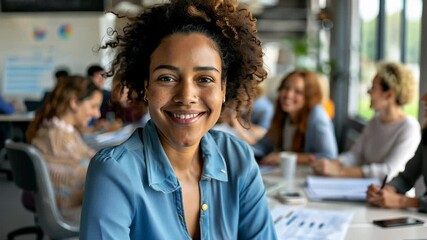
[373,217,424,228]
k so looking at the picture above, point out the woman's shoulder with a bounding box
[206,129,259,180]
[401,115,421,128]
[309,104,331,123]
[208,128,251,149]
[94,129,143,165]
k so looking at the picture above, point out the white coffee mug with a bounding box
[279,151,297,181]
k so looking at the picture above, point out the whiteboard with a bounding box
[0,13,105,98]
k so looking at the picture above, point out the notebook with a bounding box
[305,176,379,201]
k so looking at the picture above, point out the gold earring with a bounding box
[223,96,226,103]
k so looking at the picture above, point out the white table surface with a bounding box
[263,166,427,240]
[0,113,34,122]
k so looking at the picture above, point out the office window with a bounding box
[384,0,403,61]
[358,0,379,119]
[357,0,421,120]
[404,0,422,118]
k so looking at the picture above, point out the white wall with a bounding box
[0,13,104,99]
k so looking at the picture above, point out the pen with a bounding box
[377,174,388,193]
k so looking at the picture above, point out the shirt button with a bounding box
[201,204,208,211]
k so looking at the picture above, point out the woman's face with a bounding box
[279,74,305,114]
[147,33,225,148]
[368,76,389,111]
[73,91,102,128]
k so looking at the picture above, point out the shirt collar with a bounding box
[143,121,228,193]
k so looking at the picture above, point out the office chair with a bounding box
[7,191,43,240]
[6,141,79,240]
[24,100,43,112]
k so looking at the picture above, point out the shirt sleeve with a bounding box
[306,105,338,159]
[0,97,15,114]
[361,122,421,179]
[252,134,275,158]
[388,142,424,194]
[238,144,277,239]
[252,98,274,130]
[80,152,135,240]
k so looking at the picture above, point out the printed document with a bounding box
[305,176,379,201]
[271,205,353,240]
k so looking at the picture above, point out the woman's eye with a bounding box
[159,76,174,82]
[199,77,213,83]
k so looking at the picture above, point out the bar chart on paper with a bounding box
[271,205,353,240]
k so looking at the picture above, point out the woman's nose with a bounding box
[174,80,198,104]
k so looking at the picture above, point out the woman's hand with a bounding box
[297,153,316,165]
[311,158,342,176]
[259,152,280,165]
[366,184,403,208]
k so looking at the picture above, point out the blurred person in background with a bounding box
[219,84,274,145]
[105,73,149,126]
[26,75,102,222]
[367,91,427,212]
[87,64,111,119]
[255,69,338,165]
[41,68,70,104]
[312,62,421,181]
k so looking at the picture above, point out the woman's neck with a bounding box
[287,111,299,124]
[163,143,203,182]
[379,105,405,124]
[58,112,75,127]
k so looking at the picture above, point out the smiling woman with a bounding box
[254,70,338,165]
[80,0,277,239]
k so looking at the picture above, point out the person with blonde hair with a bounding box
[312,62,421,181]
[255,69,338,165]
[26,75,102,221]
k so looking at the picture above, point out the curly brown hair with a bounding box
[26,75,101,142]
[103,0,266,123]
[266,70,323,152]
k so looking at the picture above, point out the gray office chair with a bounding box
[6,141,79,239]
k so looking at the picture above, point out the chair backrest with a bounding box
[6,141,79,239]
[24,100,43,112]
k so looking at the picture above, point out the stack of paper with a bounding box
[271,205,353,240]
[305,176,379,201]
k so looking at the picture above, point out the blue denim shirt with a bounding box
[80,120,277,240]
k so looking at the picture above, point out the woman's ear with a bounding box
[386,89,396,102]
[69,96,79,112]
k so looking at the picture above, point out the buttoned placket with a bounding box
[199,176,210,240]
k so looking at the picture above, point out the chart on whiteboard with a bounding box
[3,55,54,96]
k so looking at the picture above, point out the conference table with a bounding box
[0,113,34,122]
[263,166,427,240]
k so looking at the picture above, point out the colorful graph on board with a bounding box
[33,27,47,41]
[58,24,73,40]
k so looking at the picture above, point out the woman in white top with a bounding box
[311,62,421,181]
